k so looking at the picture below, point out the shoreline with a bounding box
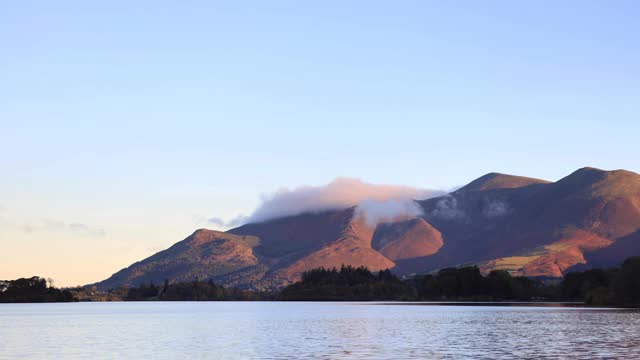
[2,300,639,309]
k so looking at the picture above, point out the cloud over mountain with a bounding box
[198,215,249,229]
[247,177,444,224]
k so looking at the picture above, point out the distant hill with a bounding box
[94,167,640,291]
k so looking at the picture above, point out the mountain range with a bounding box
[94,167,640,291]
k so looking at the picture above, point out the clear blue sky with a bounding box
[1,1,639,285]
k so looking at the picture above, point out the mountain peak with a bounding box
[576,166,605,172]
[191,228,227,239]
[570,166,638,179]
[556,167,640,198]
[193,228,224,235]
[561,166,640,179]
[457,172,550,193]
[569,166,607,177]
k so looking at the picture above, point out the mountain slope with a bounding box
[417,167,640,277]
[94,167,640,290]
[95,230,262,291]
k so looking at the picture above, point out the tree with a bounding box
[613,257,640,306]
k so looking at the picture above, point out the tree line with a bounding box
[0,276,76,303]
[278,257,640,306]
[2,257,639,306]
[560,257,640,306]
[125,278,272,301]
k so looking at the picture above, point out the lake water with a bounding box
[1,302,639,359]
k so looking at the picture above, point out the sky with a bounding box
[1,1,639,286]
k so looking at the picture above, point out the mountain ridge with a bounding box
[456,172,550,193]
[93,167,640,290]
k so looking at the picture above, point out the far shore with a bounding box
[4,300,640,309]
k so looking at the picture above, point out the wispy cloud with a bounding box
[21,219,106,237]
[429,196,467,220]
[355,198,426,226]
[0,206,106,237]
[194,214,248,230]
[483,199,511,218]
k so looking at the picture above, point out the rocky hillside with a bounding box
[94,167,640,290]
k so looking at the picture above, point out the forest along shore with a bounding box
[2,257,639,307]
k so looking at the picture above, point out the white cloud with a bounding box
[20,219,106,237]
[429,196,466,220]
[200,177,445,228]
[195,214,249,230]
[247,177,443,224]
[483,200,510,218]
[355,198,426,226]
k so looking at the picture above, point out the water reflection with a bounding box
[1,302,639,359]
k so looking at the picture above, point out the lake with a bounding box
[1,302,639,359]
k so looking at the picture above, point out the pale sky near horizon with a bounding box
[1,1,639,286]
